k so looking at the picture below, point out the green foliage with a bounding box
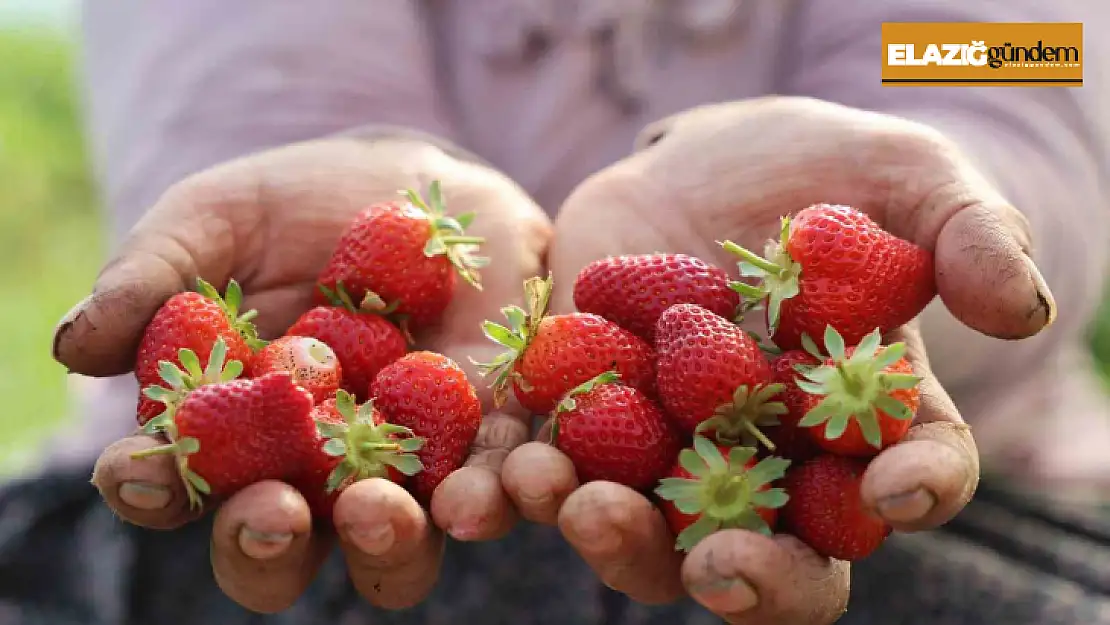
[0,28,102,474]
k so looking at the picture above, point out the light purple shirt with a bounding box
[65,0,1110,491]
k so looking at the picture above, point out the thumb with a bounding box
[52,180,242,377]
[891,141,1056,340]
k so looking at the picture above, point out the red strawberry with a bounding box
[292,390,424,519]
[780,455,892,561]
[795,327,921,457]
[654,303,782,449]
[764,349,822,462]
[286,288,407,402]
[655,435,790,552]
[550,371,681,490]
[722,204,935,351]
[572,253,740,343]
[134,278,261,425]
[249,336,342,403]
[478,275,656,415]
[314,181,488,331]
[132,367,317,509]
[371,351,482,503]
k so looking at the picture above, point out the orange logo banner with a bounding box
[881,22,1083,87]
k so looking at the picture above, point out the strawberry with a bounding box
[133,357,317,509]
[655,435,790,552]
[550,371,681,490]
[572,253,740,343]
[654,303,783,449]
[314,180,489,331]
[721,204,936,352]
[286,286,408,402]
[293,390,424,519]
[370,351,482,503]
[134,278,262,425]
[795,327,921,457]
[764,349,822,462]
[248,335,342,403]
[780,454,892,561]
[478,275,656,414]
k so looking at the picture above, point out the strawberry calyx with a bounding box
[195,277,268,351]
[140,337,245,436]
[133,336,246,509]
[795,326,922,449]
[473,273,554,408]
[316,390,425,492]
[694,383,787,452]
[403,179,490,290]
[719,217,802,331]
[317,282,413,344]
[549,370,621,442]
[655,435,791,552]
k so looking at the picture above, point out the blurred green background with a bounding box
[1,8,1109,476]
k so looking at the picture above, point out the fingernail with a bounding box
[877,488,936,523]
[52,295,91,359]
[690,577,759,614]
[349,522,395,556]
[118,481,172,510]
[516,487,553,509]
[447,521,483,541]
[239,527,294,559]
[1022,254,1057,328]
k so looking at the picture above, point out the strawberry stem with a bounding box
[720,240,783,276]
[473,274,554,408]
[318,390,426,493]
[196,277,268,351]
[720,217,803,330]
[795,326,923,449]
[404,179,489,290]
[694,383,787,452]
[655,436,791,552]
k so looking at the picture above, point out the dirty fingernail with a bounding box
[877,488,936,523]
[118,481,172,510]
[690,577,759,614]
[1022,253,1056,328]
[239,527,294,559]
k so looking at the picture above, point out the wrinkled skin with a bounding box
[500,97,1055,625]
[55,136,551,613]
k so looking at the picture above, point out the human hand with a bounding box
[54,135,550,613]
[500,96,1055,624]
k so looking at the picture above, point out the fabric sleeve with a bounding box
[80,0,458,246]
[778,0,1110,403]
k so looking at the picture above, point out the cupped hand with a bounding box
[54,135,551,613]
[501,96,1056,624]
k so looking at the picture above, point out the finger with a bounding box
[90,433,199,529]
[210,481,327,614]
[502,441,579,525]
[882,133,1055,339]
[431,410,530,541]
[334,478,445,610]
[558,481,685,604]
[51,178,252,377]
[682,531,850,625]
[861,323,980,531]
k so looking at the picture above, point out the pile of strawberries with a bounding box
[130,180,937,563]
[130,182,488,518]
[481,203,936,560]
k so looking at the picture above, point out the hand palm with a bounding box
[56,135,550,613]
